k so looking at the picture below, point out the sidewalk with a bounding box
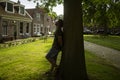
[84,41,120,69]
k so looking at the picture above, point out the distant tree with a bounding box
[82,0,96,27]
[83,0,120,35]
[57,14,63,19]
[107,0,120,28]
[48,11,57,20]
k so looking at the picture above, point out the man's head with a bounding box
[55,19,63,28]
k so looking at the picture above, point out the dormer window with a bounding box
[14,4,25,15]
[19,6,25,15]
[5,2,14,13]
[7,2,13,12]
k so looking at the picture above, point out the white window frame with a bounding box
[33,23,37,34]
[19,6,25,15]
[36,13,40,19]
[37,24,40,32]
[5,2,14,13]
[41,24,43,27]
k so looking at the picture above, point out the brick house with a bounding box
[26,5,55,36]
[0,0,32,42]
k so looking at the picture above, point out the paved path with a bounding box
[84,41,120,69]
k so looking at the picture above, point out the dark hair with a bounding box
[55,19,63,28]
[58,19,63,27]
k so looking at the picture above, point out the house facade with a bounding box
[26,6,55,36]
[0,0,32,42]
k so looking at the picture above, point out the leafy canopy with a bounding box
[83,0,120,28]
[28,0,63,12]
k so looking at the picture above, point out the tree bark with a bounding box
[57,0,89,80]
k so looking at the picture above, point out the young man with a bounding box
[45,19,63,74]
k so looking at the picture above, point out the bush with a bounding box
[0,38,37,48]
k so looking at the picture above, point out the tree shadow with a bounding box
[36,72,55,80]
[0,77,4,80]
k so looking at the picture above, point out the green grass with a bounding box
[85,50,120,80]
[0,38,53,80]
[0,38,120,80]
[84,35,120,51]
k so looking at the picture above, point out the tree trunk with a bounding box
[57,0,89,80]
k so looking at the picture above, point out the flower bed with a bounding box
[0,38,37,48]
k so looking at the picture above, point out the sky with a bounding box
[10,0,63,15]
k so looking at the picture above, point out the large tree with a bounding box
[61,0,88,80]
[28,0,89,80]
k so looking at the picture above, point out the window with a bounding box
[41,27,43,32]
[7,2,13,12]
[37,27,39,32]
[26,23,29,33]
[37,24,40,32]
[41,24,43,27]
[34,27,36,33]
[20,22,23,33]
[36,13,40,19]
[20,6,25,14]
[2,21,8,35]
[34,24,37,33]
[14,6,19,13]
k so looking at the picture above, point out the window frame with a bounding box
[5,2,14,13]
[19,6,25,15]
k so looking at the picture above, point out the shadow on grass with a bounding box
[0,77,4,80]
[36,72,55,80]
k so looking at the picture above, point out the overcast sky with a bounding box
[10,0,63,15]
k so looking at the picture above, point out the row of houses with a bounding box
[0,0,55,42]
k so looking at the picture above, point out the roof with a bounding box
[0,0,14,3]
[14,3,25,7]
[0,5,32,22]
[26,8,46,18]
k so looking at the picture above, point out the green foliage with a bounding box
[48,11,57,19]
[28,0,63,12]
[83,0,120,28]
[57,14,63,19]
[28,0,120,28]
[28,0,63,20]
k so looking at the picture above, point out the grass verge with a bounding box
[84,35,120,51]
[85,50,120,80]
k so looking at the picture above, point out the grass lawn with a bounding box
[0,38,120,80]
[86,50,120,80]
[84,35,120,51]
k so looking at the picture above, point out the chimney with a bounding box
[36,2,39,8]
[17,0,21,4]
